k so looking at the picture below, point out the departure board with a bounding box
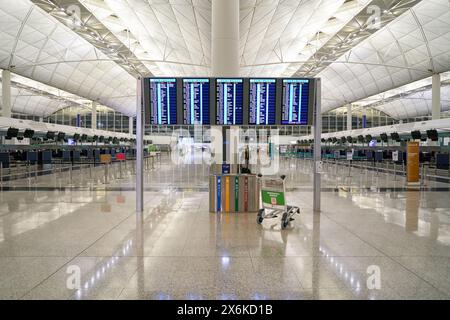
[281,79,310,125]
[249,79,276,125]
[216,79,243,125]
[183,78,210,124]
[149,78,177,125]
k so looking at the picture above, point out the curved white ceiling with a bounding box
[0,0,136,116]
[320,0,450,114]
[0,0,449,120]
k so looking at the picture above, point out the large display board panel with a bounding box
[281,79,311,125]
[216,78,244,125]
[149,78,177,125]
[143,77,315,126]
[183,78,210,125]
[249,78,276,125]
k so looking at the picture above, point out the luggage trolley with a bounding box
[256,174,300,229]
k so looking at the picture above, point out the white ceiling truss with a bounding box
[0,0,449,120]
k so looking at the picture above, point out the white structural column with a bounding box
[346,104,352,131]
[1,69,12,118]
[432,73,441,120]
[129,116,134,134]
[39,117,43,122]
[91,101,97,129]
[211,0,239,77]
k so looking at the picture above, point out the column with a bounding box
[1,69,11,118]
[346,104,352,131]
[211,0,239,77]
[129,116,134,134]
[39,117,43,122]
[432,73,441,120]
[91,101,97,129]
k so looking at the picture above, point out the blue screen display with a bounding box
[149,78,177,125]
[249,79,276,125]
[216,79,243,125]
[281,79,310,125]
[183,78,210,124]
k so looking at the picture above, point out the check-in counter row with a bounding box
[0,148,141,168]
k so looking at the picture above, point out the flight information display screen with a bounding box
[216,79,243,125]
[281,79,310,125]
[149,78,177,125]
[183,78,210,124]
[249,78,276,125]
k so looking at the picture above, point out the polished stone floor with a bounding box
[0,154,449,300]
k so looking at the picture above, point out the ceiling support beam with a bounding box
[292,0,423,77]
[30,0,152,78]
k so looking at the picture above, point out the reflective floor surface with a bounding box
[0,154,449,300]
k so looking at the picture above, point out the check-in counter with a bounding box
[209,174,259,213]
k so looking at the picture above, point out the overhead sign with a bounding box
[183,78,210,125]
[142,77,316,126]
[281,79,311,125]
[149,78,177,125]
[216,78,244,125]
[249,78,276,125]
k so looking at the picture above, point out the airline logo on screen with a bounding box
[281,79,310,125]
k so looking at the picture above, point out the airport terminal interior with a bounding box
[0,0,450,301]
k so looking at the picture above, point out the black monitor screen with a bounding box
[411,130,421,140]
[24,129,35,138]
[6,128,19,138]
[149,78,177,125]
[249,79,276,125]
[183,78,210,125]
[426,129,438,141]
[391,132,400,141]
[216,78,243,125]
[281,79,310,125]
[46,131,55,139]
